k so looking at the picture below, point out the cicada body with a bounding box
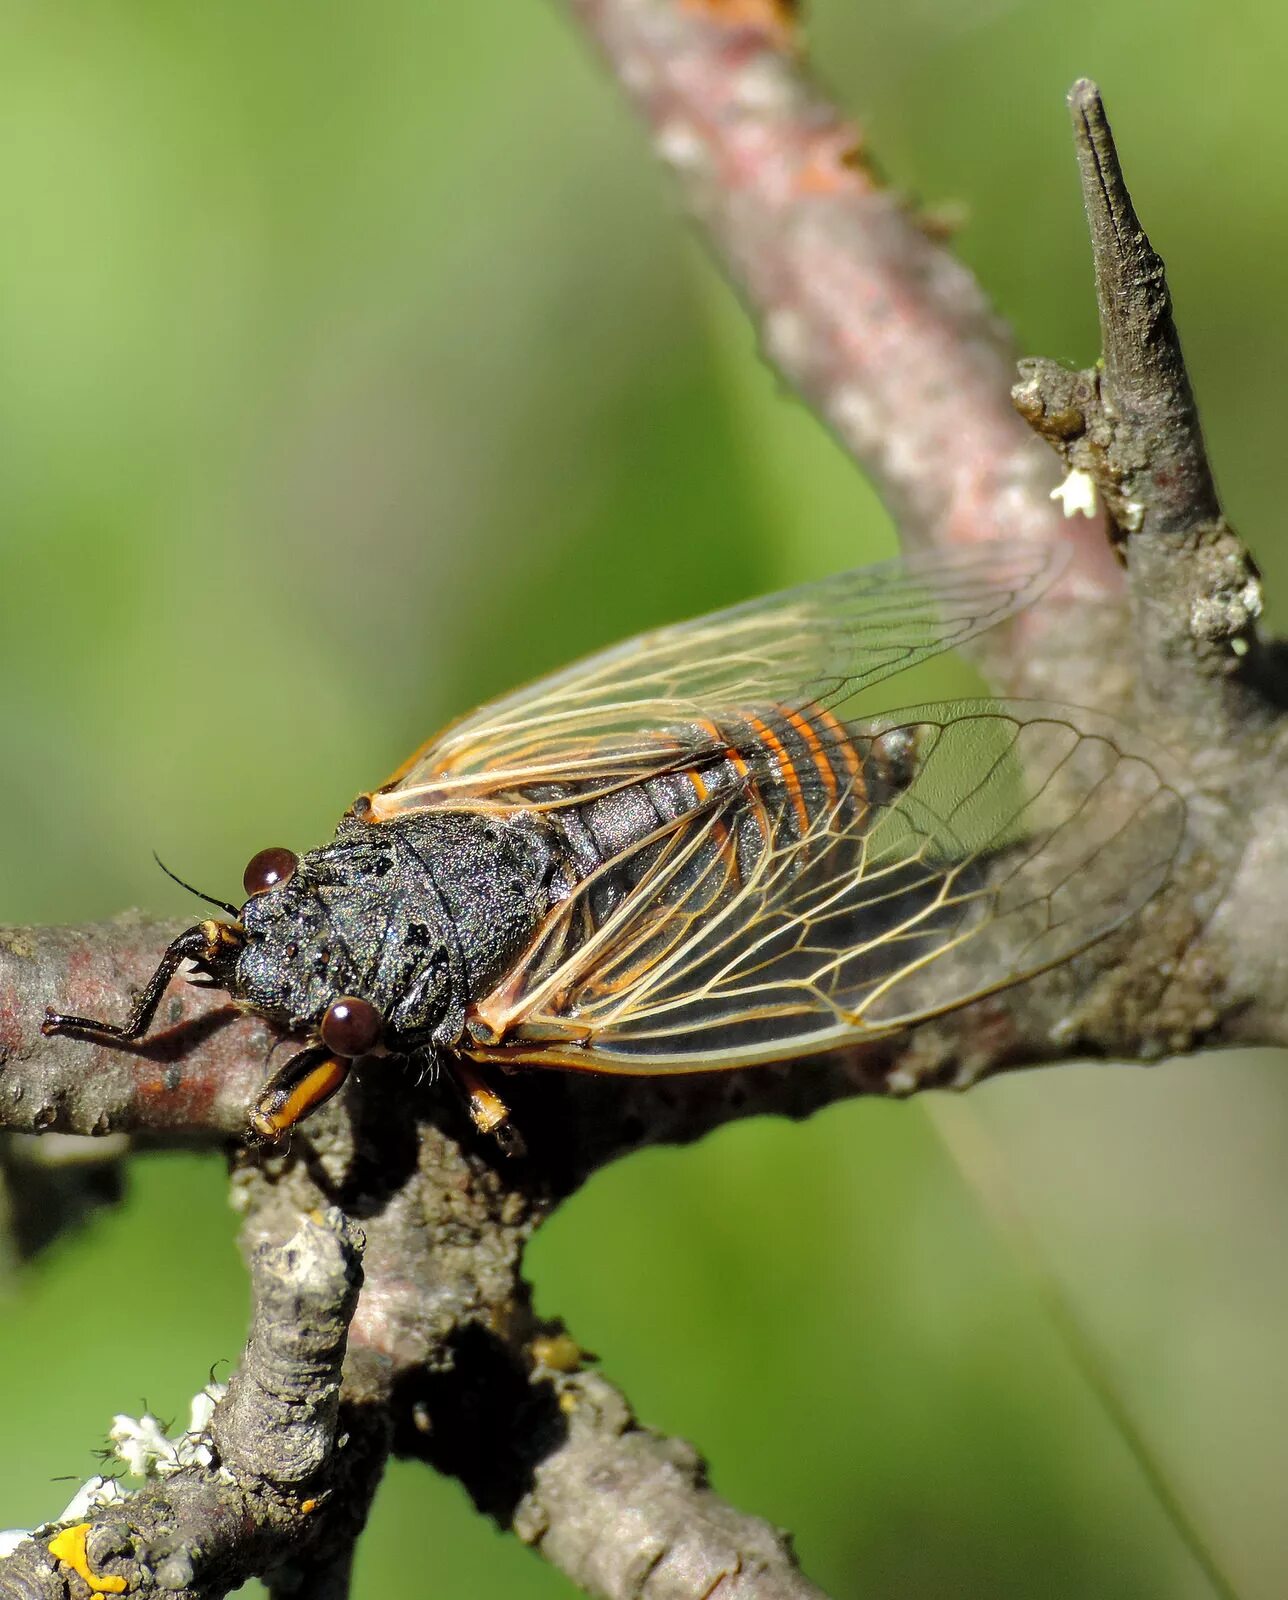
[45,540,1186,1148]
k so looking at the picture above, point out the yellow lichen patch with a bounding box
[48,1524,128,1595]
[530,1331,584,1375]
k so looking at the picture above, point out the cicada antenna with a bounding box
[152,852,240,918]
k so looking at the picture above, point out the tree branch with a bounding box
[0,917,267,1141]
[1012,80,1272,733]
[511,1370,828,1600]
[0,1210,386,1600]
[561,0,1122,593]
[7,902,1270,1168]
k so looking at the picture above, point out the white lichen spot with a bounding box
[57,1476,127,1522]
[885,1065,919,1095]
[0,1473,130,1558]
[830,383,879,446]
[1049,1014,1078,1047]
[110,1412,178,1477]
[110,1382,227,1479]
[186,1385,223,1436]
[655,120,706,173]
[732,56,795,114]
[1119,499,1145,532]
[949,1059,986,1090]
[0,1385,229,1561]
[764,306,810,371]
[1049,468,1097,519]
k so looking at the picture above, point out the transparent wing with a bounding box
[366,540,1066,818]
[462,703,1186,1071]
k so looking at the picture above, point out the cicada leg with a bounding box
[42,920,244,1043]
[446,1059,526,1158]
[248,1047,350,1144]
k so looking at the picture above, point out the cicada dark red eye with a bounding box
[320,996,383,1058]
[243,847,299,897]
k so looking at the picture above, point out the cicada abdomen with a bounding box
[453,688,1181,1073]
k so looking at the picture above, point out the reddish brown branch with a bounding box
[5,905,1254,1165]
[561,0,1122,596]
[0,917,267,1140]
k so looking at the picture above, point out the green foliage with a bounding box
[2,2,1285,1594]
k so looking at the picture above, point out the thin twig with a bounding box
[1070,78,1221,531]
[1013,81,1269,732]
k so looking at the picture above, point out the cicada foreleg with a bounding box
[248,1046,351,1145]
[42,919,244,1044]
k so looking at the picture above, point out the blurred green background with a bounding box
[2,2,1285,1595]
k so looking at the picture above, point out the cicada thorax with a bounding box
[231,810,561,1052]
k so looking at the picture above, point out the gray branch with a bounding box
[1012,80,1272,734]
[211,1211,366,1485]
[513,1371,828,1600]
[0,1211,385,1600]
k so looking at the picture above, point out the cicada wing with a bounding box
[464,703,1186,1072]
[368,539,1067,817]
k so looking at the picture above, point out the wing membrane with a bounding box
[358,538,1186,1069]
[462,704,1186,1071]
[369,540,1065,816]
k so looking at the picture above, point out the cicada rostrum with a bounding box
[45,541,1185,1150]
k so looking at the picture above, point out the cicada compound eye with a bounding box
[243,846,299,898]
[320,996,383,1059]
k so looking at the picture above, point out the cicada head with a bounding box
[231,825,464,1054]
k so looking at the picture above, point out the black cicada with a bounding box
[45,541,1185,1149]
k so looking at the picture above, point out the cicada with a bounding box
[45,541,1184,1149]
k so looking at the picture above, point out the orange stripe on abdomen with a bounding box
[784,707,839,806]
[808,704,866,803]
[686,714,770,857]
[746,713,811,836]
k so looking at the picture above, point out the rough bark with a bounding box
[0,1211,386,1600]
